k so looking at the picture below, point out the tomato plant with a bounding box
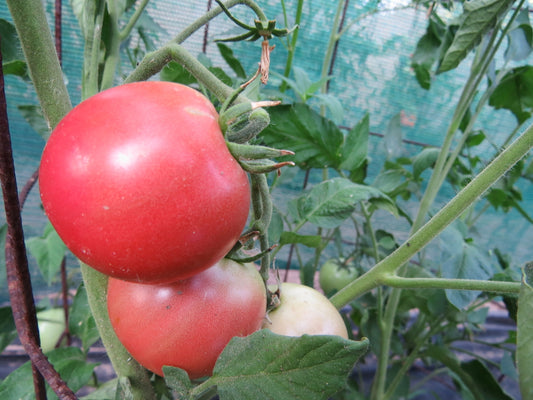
[107,258,266,379]
[39,81,251,283]
[263,283,348,338]
[3,0,533,399]
[319,259,359,296]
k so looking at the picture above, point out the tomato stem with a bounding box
[250,174,273,282]
[6,0,72,133]
[330,119,533,309]
[124,0,271,100]
[369,4,527,398]
[380,274,521,294]
[125,43,237,102]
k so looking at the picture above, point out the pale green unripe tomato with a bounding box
[37,308,66,353]
[262,282,348,339]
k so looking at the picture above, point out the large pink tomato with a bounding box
[39,82,250,283]
[107,259,267,379]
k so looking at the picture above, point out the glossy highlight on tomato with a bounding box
[39,81,250,283]
[107,259,267,379]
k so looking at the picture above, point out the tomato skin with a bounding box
[39,82,250,283]
[107,259,266,379]
[262,283,348,338]
[319,259,359,296]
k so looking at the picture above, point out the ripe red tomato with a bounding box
[39,82,250,283]
[262,283,348,338]
[107,259,266,379]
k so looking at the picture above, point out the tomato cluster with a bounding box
[39,81,267,378]
[39,81,348,380]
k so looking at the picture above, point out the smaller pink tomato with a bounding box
[262,283,348,338]
[107,259,266,379]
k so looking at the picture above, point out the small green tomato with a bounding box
[319,259,359,296]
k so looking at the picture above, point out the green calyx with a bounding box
[213,0,297,42]
[226,142,295,174]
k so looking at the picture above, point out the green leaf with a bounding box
[312,93,344,124]
[489,66,533,123]
[384,113,402,159]
[339,113,369,173]
[460,359,514,400]
[26,223,67,285]
[411,16,447,89]
[217,43,247,79]
[517,262,533,399]
[160,60,197,85]
[0,306,17,354]
[69,283,100,352]
[412,147,440,178]
[280,66,333,101]
[425,346,507,400]
[162,366,193,399]
[18,105,50,139]
[439,224,495,309]
[504,8,533,62]
[0,19,28,78]
[204,330,369,400]
[70,0,101,39]
[279,232,322,248]
[500,351,518,381]
[80,377,132,399]
[412,64,432,90]
[0,347,97,400]
[290,177,393,229]
[372,170,408,196]
[439,0,514,73]
[465,131,486,148]
[261,104,344,169]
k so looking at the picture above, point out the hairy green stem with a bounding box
[175,0,266,44]
[433,1,524,205]
[82,0,106,99]
[99,0,122,92]
[412,0,523,232]
[381,274,521,294]
[361,205,380,263]
[6,0,72,132]
[279,0,304,92]
[330,120,533,308]
[383,316,445,400]
[250,173,272,281]
[81,264,156,400]
[369,7,526,396]
[120,0,151,40]
[124,0,268,86]
[320,0,345,93]
[124,43,236,102]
